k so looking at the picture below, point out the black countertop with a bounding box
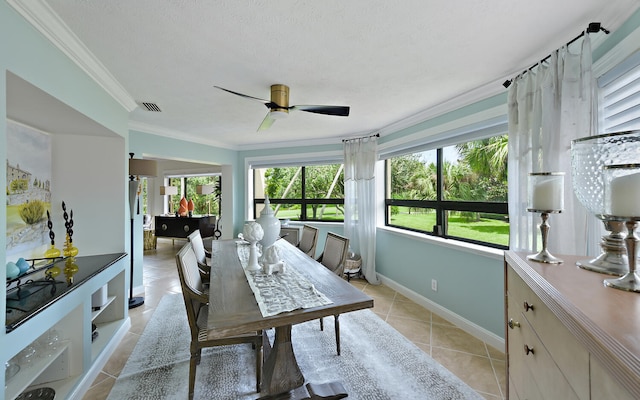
[5,253,126,333]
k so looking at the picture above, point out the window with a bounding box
[165,175,221,216]
[385,135,509,248]
[253,164,344,221]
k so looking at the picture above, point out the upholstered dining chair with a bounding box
[279,226,300,246]
[316,232,350,355]
[175,243,263,399]
[297,224,319,258]
[187,230,211,282]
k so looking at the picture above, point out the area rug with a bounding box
[108,294,482,400]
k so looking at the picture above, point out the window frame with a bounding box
[252,165,345,222]
[384,137,509,250]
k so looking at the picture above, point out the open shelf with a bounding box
[91,319,123,361]
[5,340,70,400]
[91,295,116,321]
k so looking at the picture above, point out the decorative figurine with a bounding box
[44,210,61,258]
[62,202,78,257]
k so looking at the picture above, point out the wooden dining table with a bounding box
[207,238,374,399]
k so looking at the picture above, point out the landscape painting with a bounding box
[6,121,52,259]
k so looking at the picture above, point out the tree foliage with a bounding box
[391,135,508,203]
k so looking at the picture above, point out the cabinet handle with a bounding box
[524,344,534,355]
[508,318,521,329]
[524,301,534,312]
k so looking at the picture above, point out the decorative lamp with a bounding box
[602,164,640,292]
[197,184,215,215]
[527,172,564,264]
[128,153,157,309]
[196,184,215,195]
[571,131,640,275]
[160,185,178,214]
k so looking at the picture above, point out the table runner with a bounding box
[236,241,333,317]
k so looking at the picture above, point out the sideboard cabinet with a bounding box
[155,215,216,239]
[505,251,640,399]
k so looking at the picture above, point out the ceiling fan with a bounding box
[214,84,350,131]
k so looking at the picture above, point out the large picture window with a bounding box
[385,135,509,248]
[253,164,344,221]
[165,175,221,216]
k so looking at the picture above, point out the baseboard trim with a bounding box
[377,273,505,351]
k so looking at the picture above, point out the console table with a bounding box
[4,253,127,400]
[154,215,216,240]
[505,251,640,400]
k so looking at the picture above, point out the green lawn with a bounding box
[390,210,509,246]
[273,205,509,247]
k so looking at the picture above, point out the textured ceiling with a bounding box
[13,0,640,150]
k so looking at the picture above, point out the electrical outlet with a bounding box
[431,279,438,291]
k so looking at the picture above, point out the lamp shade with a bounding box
[129,158,157,177]
[160,185,178,195]
[196,184,215,195]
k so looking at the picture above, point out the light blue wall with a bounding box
[376,230,504,336]
[1,0,129,366]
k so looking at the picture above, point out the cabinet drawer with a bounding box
[507,268,589,399]
[518,317,580,400]
[507,310,545,400]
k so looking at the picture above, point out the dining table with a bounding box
[207,238,374,399]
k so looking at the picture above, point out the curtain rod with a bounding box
[502,22,609,88]
[342,133,380,143]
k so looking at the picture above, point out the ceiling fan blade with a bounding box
[214,86,270,104]
[291,105,350,117]
[257,112,276,131]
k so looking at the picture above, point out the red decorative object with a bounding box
[188,199,195,211]
[178,197,188,217]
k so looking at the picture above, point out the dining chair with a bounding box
[175,243,263,399]
[315,231,350,355]
[279,226,300,246]
[297,224,319,258]
[187,230,211,282]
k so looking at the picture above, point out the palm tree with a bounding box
[456,135,508,181]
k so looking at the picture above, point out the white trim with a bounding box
[377,104,507,157]
[128,121,239,150]
[8,0,138,112]
[594,24,640,77]
[377,79,507,137]
[245,150,343,169]
[378,273,505,351]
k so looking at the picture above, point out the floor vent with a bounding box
[139,102,161,112]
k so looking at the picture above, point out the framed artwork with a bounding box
[6,120,52,258]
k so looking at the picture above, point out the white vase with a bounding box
[256,196,280,250]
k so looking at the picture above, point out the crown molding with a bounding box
[8,0,138,112]
[377,78,506,137]
[127,121,240,151]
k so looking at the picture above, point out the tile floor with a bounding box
[83,239,506,400]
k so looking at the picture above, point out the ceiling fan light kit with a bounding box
[270,110,289,120]
[214,84,350,131]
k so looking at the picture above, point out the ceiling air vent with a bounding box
[138,102,161,112]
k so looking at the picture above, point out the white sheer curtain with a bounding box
[344,136,380,284]
[508,33,599,256]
